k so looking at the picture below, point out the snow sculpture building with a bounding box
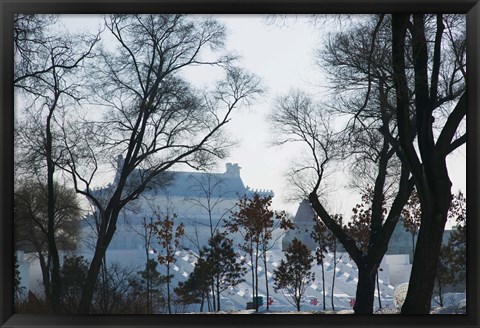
[282,199,317,251]
[80,161,274,254]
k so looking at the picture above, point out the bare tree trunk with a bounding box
[206,292,211,312]
[78,241,107,313]
[376,271,382,309]
[144,233,151,314]
[38,252,51,302]
[331,249,336,311]
[255,246,259,312]
[412,233,415,257]
[321,260,326,311]
[391,13,461,314]
[46,109,62,313]
[402,200,450,313]
[166,264,171,314]
[353,264,377,314]
[249,245,255,310]
[216,276,221,312]
[100,257,108,313]
[210,278,216,312]
[263,251,270,310]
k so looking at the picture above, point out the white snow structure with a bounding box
[80,160,274,254]
[282,199,317,251]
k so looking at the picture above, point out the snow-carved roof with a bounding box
[159,168,247,199]
[282,199,317,251]
[292,199,317,224]
[155,163,274,199]
[108,158,273,200]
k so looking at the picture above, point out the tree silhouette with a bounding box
[136,259,167,314]
[204,233,246,311]
[14,13,98,312]
[273,238,315,311]
[14,179,82,309]
[174,256,211,312]
[54,14,262,313]
[311,214,339,310]
[60,256,89,313]
[391,14,466,313]
[270,88,413,314]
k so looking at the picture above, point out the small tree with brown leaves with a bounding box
[401,188,422,255]
[148,212,185,314]
[345,189,387,310]
[227,194,290,312]
[446,191,466,281]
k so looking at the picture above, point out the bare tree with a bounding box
[269,87,413,314]
[268,15,417,314]
[183,173,237,254]
[183,173,239,311]
[391,14,466,314]
[315,13,465,314]
[57,14,262,313]
[311,214,341,311]
[14,14,99,312]
[90,262,142,314]
[14,14,59,85]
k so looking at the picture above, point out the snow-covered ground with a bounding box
[182,305,467,314]
[162,249,396,312]
[18,247,465,314]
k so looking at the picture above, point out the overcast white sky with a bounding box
[57,14,466,218]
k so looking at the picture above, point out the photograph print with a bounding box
[12,13,467,316]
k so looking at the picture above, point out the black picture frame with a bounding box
[1,1,478,327]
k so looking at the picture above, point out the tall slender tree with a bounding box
[227,194,284,312]
[311,215,337,310]
[259,210,293,310]
[270,88,413,314]
[148,212,185,314]
[391,14,466,314]
[14,14,99,312]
